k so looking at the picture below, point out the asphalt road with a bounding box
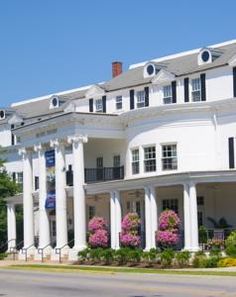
[0,269,235,297]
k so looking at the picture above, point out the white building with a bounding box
[2,39,236,260]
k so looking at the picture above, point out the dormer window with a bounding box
[50,96,60,109]
[0,110,5,120]
[198,48,221,66]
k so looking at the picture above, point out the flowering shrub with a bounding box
[88,217,108,233]
[156,230,179,246]
[156,210,180,248]
[88,216,108,248]
[120,212,141,248]
[120,233,140,247]
[159,210,180,231]
[89,229,109,248]
[121,212,140,232]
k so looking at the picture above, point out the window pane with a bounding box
[132,149,139,174]
[116,96,122,110]
[137,91,145,108]
[95,99,103,112]
[162,145,177,170]
[144,146,156,172]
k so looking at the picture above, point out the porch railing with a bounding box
[66,166,124,185]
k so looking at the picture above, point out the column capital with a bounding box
[50,138,65,149]
[34,143,43,153]
[67,135,88,145]
[18,147,33,157]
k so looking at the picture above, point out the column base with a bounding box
[183,246,200,252]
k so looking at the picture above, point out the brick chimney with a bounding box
[112,61,122,78]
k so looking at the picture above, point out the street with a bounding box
[0,269,235,297]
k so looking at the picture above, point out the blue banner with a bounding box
[45,150,56,209]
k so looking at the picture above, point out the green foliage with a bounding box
[0,159,21,251]
[89,247,103,262]
[100,248,114,265]
[127,248,142,263]
[114,247,131,265]
[160,248,175,267]
[175,251,191,267]
[0,253,7,260]
[78,248,91,261]
[225,231,236,257]
[199,226,207,244]
[193,252,220,268]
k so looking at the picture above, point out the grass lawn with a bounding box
[4,264,236,276]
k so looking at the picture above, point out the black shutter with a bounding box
[102,95,106,113]
[200,73,206,101]
[144,87,149,107]
[171,81,177,103]
[229,137,235,169]
[184,78,189,102]
[12,172,16,182]
[233,67,236,97]
[89,98,93,112]
[130,89,134,110]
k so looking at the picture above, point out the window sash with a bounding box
[95,99,103,112]
[163,85,173,104]
[191,78,201,102]
[144,146,156,172]
[162,145,177,170]
[131,149,139,174]
[136,91,145,108]
[116,96,122,110]
[162,199,178,213]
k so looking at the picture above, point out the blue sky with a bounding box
[0,0,235,106]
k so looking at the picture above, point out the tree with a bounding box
[0,157,20,251]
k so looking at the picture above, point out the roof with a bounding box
[2,39,236,124]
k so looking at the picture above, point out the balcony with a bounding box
[66,166,124,185]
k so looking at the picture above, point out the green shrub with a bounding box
[0,253,7,260]
[78,248,90,261]
[193,253,220,268]
[127,249,142,263]
[175,251,191,267]
[206,256,219,268]
[199,226,208,244]
[89,248,103,262]
[100,248,115,265]
[114,247,131,265]
[160,249,175,267]
[225,231,236,257]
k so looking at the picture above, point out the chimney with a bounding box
[112,61,122,78]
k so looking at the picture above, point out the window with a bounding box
[163,85,172,104]
[144,146,156,172]
[131,149,139,174]
[96,157,103,168]
[88,206,96,220]
[95,99,103,112]
[136,90,145,108]
[162,199,178,213]
[113,155,120,167]
[116,96,122,110]
[162,144,177,170]
[191,78,201,101]
[197,196,204,206]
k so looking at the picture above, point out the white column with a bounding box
[19,148,34,249]
[7,204,16,251]
[68,135,88,251]
[34,144,50,249]
[189,182,199,251]
[50,139,68,249]
[183,183,191,250]
[110,190,121,250]
[144,187,152,250]
[149,186,157,249]
[110,192,116,249]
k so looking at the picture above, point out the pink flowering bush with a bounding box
[159,210,180,231]
[157,230,179,246]
[120,213,141,248]
[88,216,108,248]
[88,217,108,233]
[156,210,180,248]
[89,229,109,248]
